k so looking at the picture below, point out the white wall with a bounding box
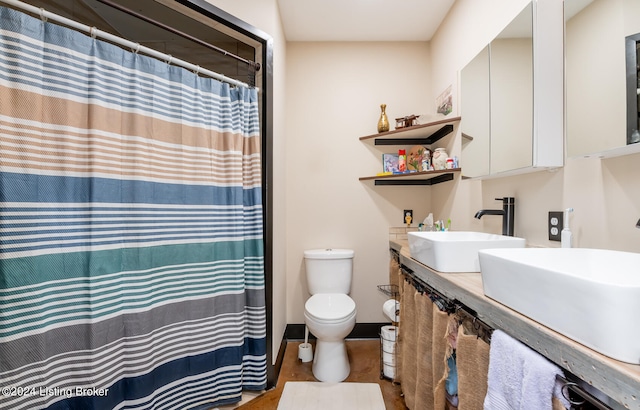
[284,42,434,324]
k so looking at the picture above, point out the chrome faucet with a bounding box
[475,197,515,236]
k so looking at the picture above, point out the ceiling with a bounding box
[11,0,458,85]
[276,0,457,42]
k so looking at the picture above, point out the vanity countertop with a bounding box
[390,238,640,409]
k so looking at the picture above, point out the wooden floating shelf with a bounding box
[360,116,461,146]
[359,169,460,186]
[461,132,474,141]
[359,116,461,186]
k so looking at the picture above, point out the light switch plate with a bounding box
[548,211,563,241]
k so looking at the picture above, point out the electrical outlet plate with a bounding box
[404,209,413,225]
[548,211,563,241]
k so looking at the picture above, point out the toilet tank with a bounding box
[304,249,354,295]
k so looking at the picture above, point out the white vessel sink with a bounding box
[479,248,640,364]
[407,231,525,273]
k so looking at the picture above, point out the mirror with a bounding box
[489,3,533,173]
[626,33,640,145]
[461,1,562,177]
[566,0,640,157]
[460,46,490,178]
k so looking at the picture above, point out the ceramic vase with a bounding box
[377,104,390,133]
[432,148,449,170]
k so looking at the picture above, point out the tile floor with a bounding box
[229,339,407,409]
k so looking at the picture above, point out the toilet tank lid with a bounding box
[304,249,354,259]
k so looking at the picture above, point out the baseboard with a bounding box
[283,322,390,341]
[271,322,387,387]
[270,336,287,389]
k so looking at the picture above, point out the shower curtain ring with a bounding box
[194,65,201,75]
[39,8,47,22]
[132,43,141,54]
[166,55,173,65]
[89,27,97,39]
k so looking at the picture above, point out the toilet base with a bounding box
[312,339,350,383]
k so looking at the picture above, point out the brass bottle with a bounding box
[377,104,390,133]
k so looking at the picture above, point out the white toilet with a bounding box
[303,248,357,383]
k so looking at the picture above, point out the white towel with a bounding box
[484,330,569,410]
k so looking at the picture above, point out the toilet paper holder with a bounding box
[379,325,398,382]
[377,284,399,297]
[382,299,400,322]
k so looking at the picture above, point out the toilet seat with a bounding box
[304,293,356,323]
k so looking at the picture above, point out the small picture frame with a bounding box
[382,153,399,173]
[436,85,453,116]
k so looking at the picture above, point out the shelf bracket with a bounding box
[373,124,454,146]
[373,173,454,186]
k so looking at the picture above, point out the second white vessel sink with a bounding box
[479,247,640,364]
[407,231,525,273]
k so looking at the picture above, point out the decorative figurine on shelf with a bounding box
[377,104,390,133]
[395,115,419,129]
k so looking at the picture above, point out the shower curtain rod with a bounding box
[94,0,260,73]
[0,0,257,90]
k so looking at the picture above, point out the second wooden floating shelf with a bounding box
[359,168,461,186]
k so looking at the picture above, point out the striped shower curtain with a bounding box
[0,6,266,410]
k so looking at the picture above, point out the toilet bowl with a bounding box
[303,248,356,382]
[304,293,357,383]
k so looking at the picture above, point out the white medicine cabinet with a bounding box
[460,0,564,179]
